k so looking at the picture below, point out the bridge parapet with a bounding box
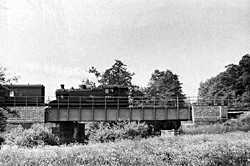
[45,106,191,122]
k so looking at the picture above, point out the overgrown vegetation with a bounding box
[0,65,19,144]
[4,124,59,147]
[181,113,250,134]
[85,121,152,143]
[0,109,7,132]
[146,69,185,101]
[199,54,250,105]
[0,132,249,165]
[0,114,249,165]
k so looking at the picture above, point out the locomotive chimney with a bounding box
[60,84,65,89]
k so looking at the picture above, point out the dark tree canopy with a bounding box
[0,109,7,132]
[0,65,18,132]
[146,69,185,100]
[89,60,135,87]
[198,54,250,104]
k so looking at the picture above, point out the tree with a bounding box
[198,54,250,105]
[238,54,250,103]
[89,60,135,87]
[146,69,185,101]
[0,66,18,84]
[79,79,96,89]
[0,65,18,132]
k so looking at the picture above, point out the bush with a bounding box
[4,125,24,145]
[181,113,250,134]
[86,121,151,143]
[224,112,250,132]
[0,109,7,132]
[4,124,60,147]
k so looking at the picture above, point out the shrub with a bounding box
[224,112,250,132]
[4,125,24,145]
[181,113,250,134]
[4,124,60,147]
[86,121,151,143]
[0,109,7,132]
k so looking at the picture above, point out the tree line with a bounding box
[82,60,185,101]
[1,54,250,103]
[198,54,250,105]
[0,53,249,132]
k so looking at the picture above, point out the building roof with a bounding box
[4,84,45,88]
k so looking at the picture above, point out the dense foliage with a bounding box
[85,121,151,143]
[181,113,250,134]
[198,54,250,105]
[142,69,186,106]
[86,61,187,102]
[0,66,18,133]
[147,69,185,99]
[0,132,249,165]
[4,124,59,147]
[89,60,135,87]
[0,108,7,132]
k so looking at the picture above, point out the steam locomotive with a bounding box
[48,85,129,108]
[0,84,183,108]
[0,84,129,108]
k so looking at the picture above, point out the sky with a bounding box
[0,0,249,97]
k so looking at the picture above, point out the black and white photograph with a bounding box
[0,0,250,165]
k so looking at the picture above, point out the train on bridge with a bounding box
[5,84,248,142]
[0,84,193,142]
[0,84,45,106]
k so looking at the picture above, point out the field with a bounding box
[1,113,250,165]
[0,131,249,166]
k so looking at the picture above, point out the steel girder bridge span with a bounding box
[45,97,192,143]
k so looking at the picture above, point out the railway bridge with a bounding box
[5,96,248,143]
[45,97,192,143]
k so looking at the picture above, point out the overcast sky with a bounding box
[0,0,249,97]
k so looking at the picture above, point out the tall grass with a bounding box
[0,132,249,166]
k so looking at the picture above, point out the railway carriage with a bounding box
[0,84,45,106]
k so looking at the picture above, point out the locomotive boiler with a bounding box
[48,85,129,108]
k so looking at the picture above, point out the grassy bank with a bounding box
[0,132,249,166]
